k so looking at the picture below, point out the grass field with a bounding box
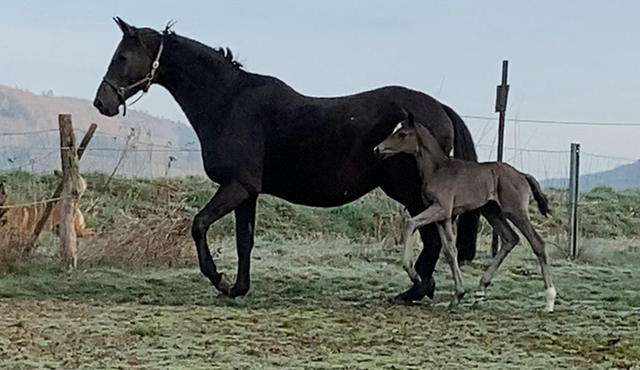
[1,171,639,369]
[1,237,639,369]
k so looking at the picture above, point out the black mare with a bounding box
[93,18,479,302]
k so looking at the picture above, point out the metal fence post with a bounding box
[491,60,510,257]
[568,143,580,258]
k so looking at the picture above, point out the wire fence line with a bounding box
[461,115,640,127]
[0,196,72,210]
[0,120,638,189]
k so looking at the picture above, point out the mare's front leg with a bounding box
[401,204,446,284]
[229,195,258,298]
[192,182,252,296]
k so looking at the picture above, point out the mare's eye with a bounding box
[398,132,407,139]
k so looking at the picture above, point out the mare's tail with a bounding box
[443,104,479,263]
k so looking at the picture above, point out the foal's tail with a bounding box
[525,174,550,217]
[443,104,479,263]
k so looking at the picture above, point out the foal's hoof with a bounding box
[215,273,233,296]
[404,266,421,285]
[474,289,486,300]
[448,289,467,309]
[544,287,557,313]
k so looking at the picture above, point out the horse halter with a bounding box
[102,36,165,116]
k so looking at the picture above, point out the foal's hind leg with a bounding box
[508,212,556,312]
[475,212,520,299]
[437,220,466,306]
[401,205,446,284]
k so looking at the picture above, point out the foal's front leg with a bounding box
[437,220,466,306]
[401,204,446,283]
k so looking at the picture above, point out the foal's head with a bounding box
[374,111,420,159]
[374,110,448,161]
[93,17,164,117]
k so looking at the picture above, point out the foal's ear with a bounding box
[400,108,415,127]
[114,16,136,36]
[0,183,5,195]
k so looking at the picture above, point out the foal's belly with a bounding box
[452,199,489,216]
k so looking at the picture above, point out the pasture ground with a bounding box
[1,237,639,369]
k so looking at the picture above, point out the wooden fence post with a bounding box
[27,123,96,251]
[58,114,83,271]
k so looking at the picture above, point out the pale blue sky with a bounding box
[1,1,639,177]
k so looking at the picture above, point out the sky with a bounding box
[1,1,639,178]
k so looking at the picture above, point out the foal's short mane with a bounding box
[414,122,449,160]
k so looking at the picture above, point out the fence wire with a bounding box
[0,124,638,190]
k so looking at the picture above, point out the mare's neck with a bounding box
[155,35,247,133]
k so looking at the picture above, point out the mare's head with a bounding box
[93,17,164,117]
[374,110,420,159]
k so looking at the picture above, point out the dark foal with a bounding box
[375,111,556,312]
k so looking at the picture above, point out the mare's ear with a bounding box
[114,16,136,36]
[406,111,415,128]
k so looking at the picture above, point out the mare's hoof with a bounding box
[424,277,436,300]
[229,284,250,298]
[391,294,414,305]
[215,273,233,296]
[395,277,437,303]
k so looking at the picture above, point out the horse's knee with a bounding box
[402,258,413,273]
[404,220,416,235]
[191,216,208,240]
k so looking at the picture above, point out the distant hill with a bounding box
[542,160,640,191]
[0,85,201,177]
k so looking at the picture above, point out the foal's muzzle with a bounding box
[374,146,390,160]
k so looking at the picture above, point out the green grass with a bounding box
[1,170,640,368]
[1,239,639,369]
[2,170,640,248]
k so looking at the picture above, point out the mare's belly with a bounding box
[261,149,380,207]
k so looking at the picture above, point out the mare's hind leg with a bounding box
[401,205,446,284]
[191,182,252,296]
[475,210,520,299]
[508,212,556,312]
[437,220,466,306]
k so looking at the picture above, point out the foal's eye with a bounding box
[398,132,407,139]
